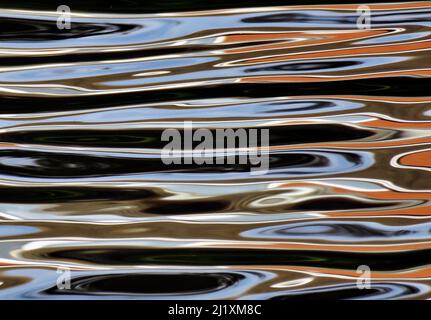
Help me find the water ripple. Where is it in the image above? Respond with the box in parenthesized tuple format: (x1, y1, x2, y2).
(1, 1, 431, 300)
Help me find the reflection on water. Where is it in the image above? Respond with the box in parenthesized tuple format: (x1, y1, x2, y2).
(1, 0, 431, 299)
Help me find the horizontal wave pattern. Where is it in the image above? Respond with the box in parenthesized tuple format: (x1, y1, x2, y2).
(1, 1, 431, 299)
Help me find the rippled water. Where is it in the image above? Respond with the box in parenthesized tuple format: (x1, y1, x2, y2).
(1, 0, 431, 300)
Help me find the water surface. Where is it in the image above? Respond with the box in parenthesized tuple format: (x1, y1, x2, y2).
(0, 0, 431, 300)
